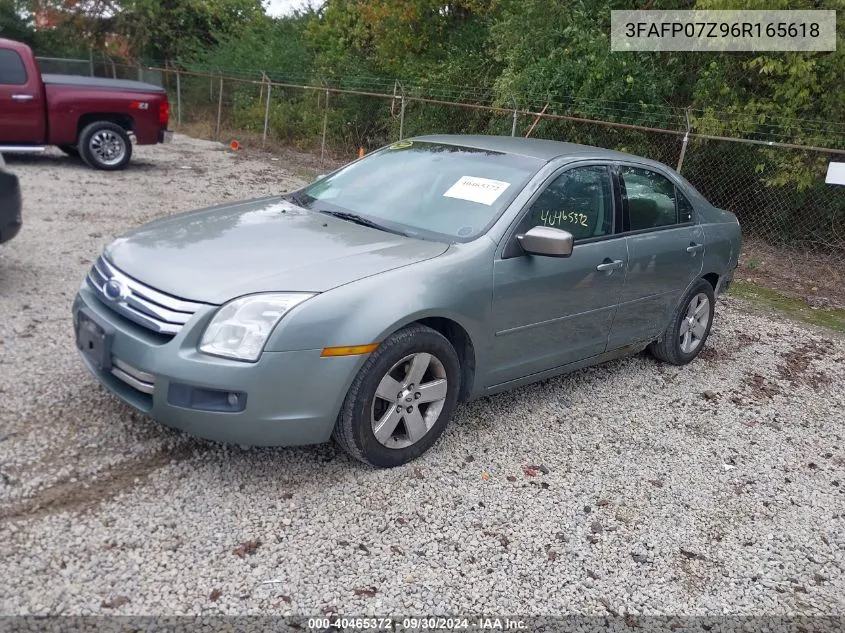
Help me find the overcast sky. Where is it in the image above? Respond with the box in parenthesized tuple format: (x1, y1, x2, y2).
(264, 0, 317, 17)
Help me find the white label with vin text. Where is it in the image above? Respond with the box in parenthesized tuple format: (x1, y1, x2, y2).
(443, 176, 511, 206)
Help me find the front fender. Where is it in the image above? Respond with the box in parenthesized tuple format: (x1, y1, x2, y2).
(265, 238, 496, 361)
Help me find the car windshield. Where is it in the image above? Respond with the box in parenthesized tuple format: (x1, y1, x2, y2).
(295, 140, 543, 241)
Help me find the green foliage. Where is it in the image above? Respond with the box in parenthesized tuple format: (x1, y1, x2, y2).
(117, 0, 265, 60)
(0, 0, 35, 45)
(1, 0, 93, 57)
(187, 10, 314, 79)
(307, 0, 495, 78)
(491, 0, 688, 111)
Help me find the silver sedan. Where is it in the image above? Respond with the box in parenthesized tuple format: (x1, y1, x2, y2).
(72, 135, 741, 467)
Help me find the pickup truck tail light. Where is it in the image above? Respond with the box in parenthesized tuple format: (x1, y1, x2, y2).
(159, 101, 169, 126)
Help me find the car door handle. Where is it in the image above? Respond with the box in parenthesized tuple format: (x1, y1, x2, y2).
(596, 259, 624, 272)
(686, 243, 704, 254)
(11, 94, 35, 101)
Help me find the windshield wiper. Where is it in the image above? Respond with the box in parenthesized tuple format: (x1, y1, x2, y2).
(320, 210, 407, 236)
(284, 191, 307, 206)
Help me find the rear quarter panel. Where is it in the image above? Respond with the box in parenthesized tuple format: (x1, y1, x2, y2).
(699, 205, 742, 290)
(45, 84, 167, 145)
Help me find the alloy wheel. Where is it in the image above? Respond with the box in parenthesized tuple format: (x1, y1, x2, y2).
(370, 352, 448, 449)
(679, 292, 710, 354)
(89, 130, 127, 166)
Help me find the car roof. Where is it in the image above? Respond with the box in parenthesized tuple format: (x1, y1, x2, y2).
(411, 134, 672, 170)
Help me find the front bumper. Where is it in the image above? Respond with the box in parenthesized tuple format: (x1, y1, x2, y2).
(72, 285, 364, 446)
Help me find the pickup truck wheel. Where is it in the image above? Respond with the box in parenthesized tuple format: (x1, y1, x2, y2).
(78, 122, 132, 171)
(58, 145, 79, 158)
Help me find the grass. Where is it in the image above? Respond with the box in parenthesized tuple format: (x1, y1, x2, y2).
(729, 280, 845, 333)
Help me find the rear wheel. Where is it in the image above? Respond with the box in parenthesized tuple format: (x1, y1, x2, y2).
(78, 122, 132, 171)
(332, 324, 460, 468)
(648, 278, 715, 365)
(58, 145, 79, 158)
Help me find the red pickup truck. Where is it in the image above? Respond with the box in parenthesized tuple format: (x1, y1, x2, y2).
(0, 38, 171, 170)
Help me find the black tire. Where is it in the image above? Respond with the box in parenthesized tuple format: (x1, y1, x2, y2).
(58, 144, 79, 158)
(78, 122, 132, 171)
(332, 324, 461, 468)
(648, 278, 716, 365)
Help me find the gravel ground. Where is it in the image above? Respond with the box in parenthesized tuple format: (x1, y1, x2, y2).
(0, 135, 844, 617)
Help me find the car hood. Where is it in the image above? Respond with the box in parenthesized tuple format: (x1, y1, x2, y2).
(104, 196, 449, 304)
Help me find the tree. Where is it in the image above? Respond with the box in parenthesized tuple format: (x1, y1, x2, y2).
(306, 0, 496, 80)
(489, 0, 699, 121)
(115, 0, 265, 60)
(0, 0, 36, 45)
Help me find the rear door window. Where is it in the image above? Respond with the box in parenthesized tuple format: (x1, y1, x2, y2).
(619, 165, 688, 231)
(0, 49, 28, 85)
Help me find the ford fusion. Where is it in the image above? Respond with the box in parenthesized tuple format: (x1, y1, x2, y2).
(73, 135, 741, 467)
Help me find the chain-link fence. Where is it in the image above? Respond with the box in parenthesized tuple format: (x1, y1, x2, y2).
(33, 56, 845, 262)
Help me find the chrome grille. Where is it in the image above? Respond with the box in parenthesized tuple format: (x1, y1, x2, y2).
(87, 256, 208, 335)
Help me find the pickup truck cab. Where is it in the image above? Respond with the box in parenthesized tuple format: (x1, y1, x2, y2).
(0, 38, 171, 170)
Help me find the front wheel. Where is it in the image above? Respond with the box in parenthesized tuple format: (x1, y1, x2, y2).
(332, 324, 461, 468)
(78, 122, 132, 171)
(648, 278, 716, 365)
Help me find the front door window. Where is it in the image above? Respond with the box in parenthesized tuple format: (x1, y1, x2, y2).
(519, 165, 614, 240)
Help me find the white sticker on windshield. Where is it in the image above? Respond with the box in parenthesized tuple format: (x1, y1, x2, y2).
(443, 176, 511, 206)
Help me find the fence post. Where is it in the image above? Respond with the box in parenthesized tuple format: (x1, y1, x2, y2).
(677, 107, 692, 173)
(88, 47, 94, 77)
(216, 72, 223, 141)
(262, 72, 271, 148)
(525, 104, 549, 138)
(320, 83, 330, 168)
(175, 69, 182, 126)
(397, 82, 406, 141)
(511, 96, 518, 137)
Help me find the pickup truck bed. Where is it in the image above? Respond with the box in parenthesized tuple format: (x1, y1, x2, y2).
(42, 74, 167, 94)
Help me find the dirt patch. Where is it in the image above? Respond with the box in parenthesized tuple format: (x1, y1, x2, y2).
(735, 333, 762, 349)
(738, 240, 845, 311)
(777, 340, 831, 389)
(175, 119, 347, 180)
(698, 345, 736, 363)
(741, 372, 783, 401)
(0, 445, 194, 524)
(697, 347, 721, 362)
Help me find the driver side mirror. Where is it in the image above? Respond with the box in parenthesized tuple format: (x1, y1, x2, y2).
(516, 226, 574, 258)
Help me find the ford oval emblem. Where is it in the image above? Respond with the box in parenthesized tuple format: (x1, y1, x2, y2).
(103, 279, 126, 301)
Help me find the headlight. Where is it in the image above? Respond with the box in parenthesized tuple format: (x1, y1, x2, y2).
(199, 293, 314, 362)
